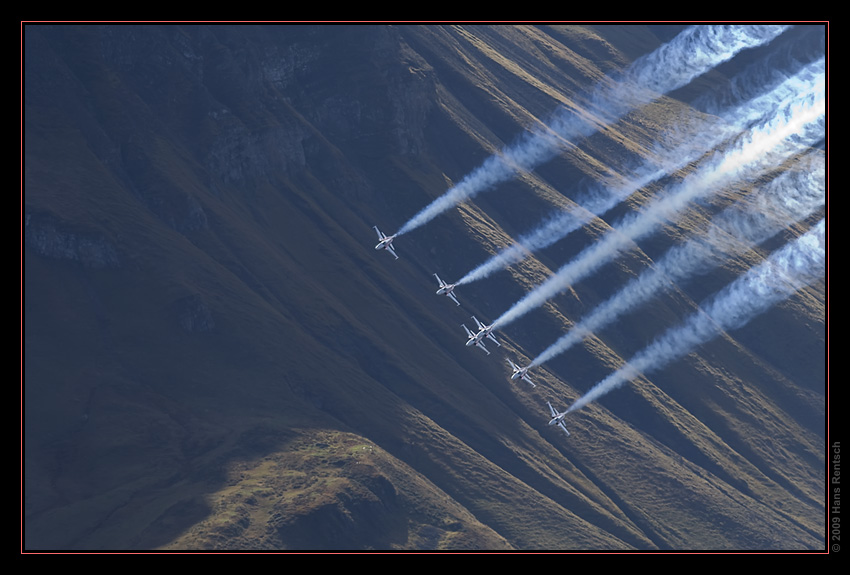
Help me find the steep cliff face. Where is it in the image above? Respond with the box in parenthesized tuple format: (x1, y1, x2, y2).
(24, 24, 825, 551)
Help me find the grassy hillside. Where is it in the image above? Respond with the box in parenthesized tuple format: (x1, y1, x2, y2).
(23, 24, 825, 550)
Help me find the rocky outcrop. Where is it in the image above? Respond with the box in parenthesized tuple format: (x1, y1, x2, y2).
(270, 471, 406, 550)
(94, 25, 436, 191)
(24, 211, 120, 269)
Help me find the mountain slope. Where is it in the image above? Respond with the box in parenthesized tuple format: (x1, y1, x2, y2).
(23, 24, 826, 550)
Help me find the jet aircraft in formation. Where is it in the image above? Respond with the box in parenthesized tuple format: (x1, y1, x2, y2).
(370, 224, 572, 437)
(434, 273, 460, 306)
(547, 402, 571, 436)
(462, 315, 501, 356)
(373, 226, 398, 259)
(507, 358, 535, 387)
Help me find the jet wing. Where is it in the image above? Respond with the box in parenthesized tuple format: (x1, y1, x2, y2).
(548, 401, 558, 418)
(463, 324, 476, 338)
(373, 225, 385, 240)
(486, 332, 501, 346)
(557, 421, 571, 436)
(523, 374, 535, 387)
(434, 273, 445, 287)
(472, 316, 485, 330)
(387, 244, 399, 259)
(448, 291, 460, 306)
(476, 341, 490, 355)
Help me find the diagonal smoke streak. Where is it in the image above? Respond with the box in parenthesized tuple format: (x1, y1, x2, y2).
(566, 218, 825, 414)
(691, 25, 825, 119)
(583, 25, 791, 125)
(394, 25, 789, 238)
(455, 57, 824, 288)
(491, 79, 824, 333)
(529, 151, 825, 369)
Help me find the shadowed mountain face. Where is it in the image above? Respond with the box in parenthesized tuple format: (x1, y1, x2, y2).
(24, 24, 826, 551)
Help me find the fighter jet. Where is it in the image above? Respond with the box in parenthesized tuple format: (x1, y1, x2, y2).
(463, 323, 491, 355)
(470, 315, 500, 348)
(373, 226, 398, 259)
(547, 401, 571, 436)
(507, 358, 535, 387)
(434, 273, 460, 306)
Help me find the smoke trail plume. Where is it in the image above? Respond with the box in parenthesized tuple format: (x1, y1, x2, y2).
(529, 151, 824, 369)
(490, 77, 824, 333)
(691, 26, 825, 118)
(566, 218, 825, 414)
(394, 25, 789, 238)
(454, 57, 824, 288)
(584, 25, 790, 124)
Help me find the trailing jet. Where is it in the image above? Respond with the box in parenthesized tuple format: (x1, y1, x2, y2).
(434, 273, 460, 306)
(507, 358, 535, 387)
(463, 323, 490, 355)
(547, 401, 571, 436)
(373, 226, 398, 259)
(470, 315, 500, 348)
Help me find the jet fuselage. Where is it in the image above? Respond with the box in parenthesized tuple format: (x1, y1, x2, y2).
(466, 333, 485, 346)
(375, 236, 395, 250)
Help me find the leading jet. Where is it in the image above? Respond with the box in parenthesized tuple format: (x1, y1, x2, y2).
(463, 323, 491, 355)
(373, 226, 398, 260)
(434, 273, 460, 306)
(507, 358, 535, 387)
(547, 401, 571, 436)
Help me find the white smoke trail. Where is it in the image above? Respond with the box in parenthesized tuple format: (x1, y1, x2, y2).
(583, 25, 790, 124)
(529, 151, 824, 369)
(394, 25, 789, 238)
(455, 57, 824, 288)
(453, 165, 676, 287)
(491, 77, 824, 332)
(566, 217, 825, 414)
(691, 26, 825, 118)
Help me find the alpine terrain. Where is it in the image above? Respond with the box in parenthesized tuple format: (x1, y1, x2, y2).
(23, 23, 827, 551)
